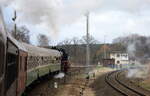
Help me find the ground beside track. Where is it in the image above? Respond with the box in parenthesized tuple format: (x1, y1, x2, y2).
(139, 78, 150, 91)
(119, 71, 150, 92)
(26, 67, 150, 96)
(26, 67, 122, 96)
(90, 68, 122, 96)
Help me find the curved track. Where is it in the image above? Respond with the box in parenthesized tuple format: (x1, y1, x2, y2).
(105, 70, 150, 96)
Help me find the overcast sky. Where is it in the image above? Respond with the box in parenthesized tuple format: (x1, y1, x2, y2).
(2, 0, 150, 45)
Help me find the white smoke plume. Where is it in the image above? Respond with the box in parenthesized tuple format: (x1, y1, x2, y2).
(127, 43, 136, 58)
(126, 35, 150, 79)
(127, 63, 150, 79)
(0, 0, 10, 4)
(54, 72, 65, 79)
(2, 0, 150, 35)
(13, 0, 62, 34)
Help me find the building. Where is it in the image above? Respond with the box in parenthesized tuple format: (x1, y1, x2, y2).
(109, 51, 129, 68)
(101, 59, 115, 68)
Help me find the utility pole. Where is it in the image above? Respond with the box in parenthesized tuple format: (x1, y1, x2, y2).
(103, 35, 106, 59)
(86, 12, 90, 73)
(12, 10, 17, 39)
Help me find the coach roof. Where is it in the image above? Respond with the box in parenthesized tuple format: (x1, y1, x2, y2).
(22, 43, 61, 57)
(7, 33, 27, 52)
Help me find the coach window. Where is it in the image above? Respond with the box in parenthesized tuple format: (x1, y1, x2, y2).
(6, 40, 18, 90)
(117, 61, 120, 64)
(117, 54, 120, 57)
(19, 57, 22, 70)
(30, 56, 32, 61)
(42, 57, 43, 60)
(21, 56, 24, 70)
(25, 57, 27, 71)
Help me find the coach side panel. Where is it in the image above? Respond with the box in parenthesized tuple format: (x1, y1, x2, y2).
(0, 9, 7, 96)
(0, 31, 6, 96)
(17, 51, 27, 96)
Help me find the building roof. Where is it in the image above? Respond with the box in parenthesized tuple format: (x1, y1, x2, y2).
(111, 51, 126, 53)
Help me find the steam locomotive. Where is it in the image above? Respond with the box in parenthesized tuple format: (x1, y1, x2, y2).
(0, 10, 69, 96)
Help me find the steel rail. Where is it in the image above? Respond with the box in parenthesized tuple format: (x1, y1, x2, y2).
(105, 71, 149, 96)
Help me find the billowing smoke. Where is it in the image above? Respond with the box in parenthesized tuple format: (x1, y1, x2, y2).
(118, 34, 150, 78)
(2, 0, 150, 35)
(12, 0, 62, 34)
(54, 72, 65, 79)
(1, 0, 102, 34)
(127, 63, 150, 79)
(11, 0, 103, 34)
(127, 35, 150, 63)
(0, 0, 10, 4)
(113, 34, 150, 78)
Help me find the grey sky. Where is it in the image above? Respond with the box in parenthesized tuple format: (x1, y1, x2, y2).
(2, 0, 150, 45)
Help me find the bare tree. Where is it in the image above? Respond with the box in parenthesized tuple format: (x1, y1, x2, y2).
(112, 34, 150, 63)
(57, 39, 72, 46)
(57, 36, 101, 66)
(11, 26, 30, 44)
(112, 34, 140, 46)
(71, 37, 81, 45)
(37, 34, 50, 46)
(80, 35, 100, 44)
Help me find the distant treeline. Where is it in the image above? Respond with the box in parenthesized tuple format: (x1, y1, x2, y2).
(46, 34, 150, 66)
(56, 43, 126, 66)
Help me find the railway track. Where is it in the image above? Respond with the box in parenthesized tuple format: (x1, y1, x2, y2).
(105, 70, 150, 96)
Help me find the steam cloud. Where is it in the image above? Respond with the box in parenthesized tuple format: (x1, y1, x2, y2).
(54, 72, 65, 79)
(126, 35, 150, 79)
(2, 0, 150, 35)
(127, 63, 150, 79)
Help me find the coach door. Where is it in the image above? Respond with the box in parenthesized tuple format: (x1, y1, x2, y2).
(0, 33, 6, 96)
(5, 39, 18, 96)
(17, 51, 27, 96)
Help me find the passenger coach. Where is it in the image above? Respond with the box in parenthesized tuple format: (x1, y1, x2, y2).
(0, 8, 69, 96)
